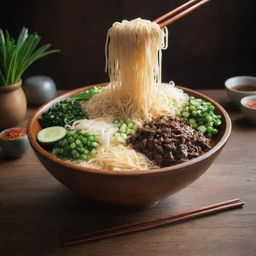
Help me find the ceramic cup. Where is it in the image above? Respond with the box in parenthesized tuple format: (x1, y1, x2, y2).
(0, 127, 30, 158)
(225, 76, 256, 108)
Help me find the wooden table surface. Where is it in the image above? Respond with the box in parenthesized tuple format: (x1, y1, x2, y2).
(0, 90, 255, 256)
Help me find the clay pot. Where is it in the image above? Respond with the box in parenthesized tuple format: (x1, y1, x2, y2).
(0, 81, 27, 130)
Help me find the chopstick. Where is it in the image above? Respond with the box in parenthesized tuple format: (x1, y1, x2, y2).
(154, 0, 211, 28)
(154, 0, 198, 23)
(62, 198, 244, 246)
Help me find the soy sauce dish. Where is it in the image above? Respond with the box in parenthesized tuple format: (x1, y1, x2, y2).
(225, 76, 256, 107)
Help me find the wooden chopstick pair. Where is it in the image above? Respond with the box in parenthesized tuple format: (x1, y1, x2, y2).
(154, 0, 211, 28)
(62, 198, 244, 246)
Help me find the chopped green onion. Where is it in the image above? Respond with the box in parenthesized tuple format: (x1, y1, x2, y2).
(114, 118, 136, 143)
(180, 96, 222, 137)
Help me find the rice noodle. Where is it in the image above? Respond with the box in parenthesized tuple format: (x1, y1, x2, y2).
(75, 145, 157, 171)
(82, 18, 187, 121)
(66, 118, 118, 146)
(69, 18, 189, 171)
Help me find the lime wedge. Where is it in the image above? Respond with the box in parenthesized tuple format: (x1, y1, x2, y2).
(37, 126, 66, 144)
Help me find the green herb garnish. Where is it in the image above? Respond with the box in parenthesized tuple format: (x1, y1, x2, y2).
(0, 27, 59, 87)
(179, 96, 222, 138)
(39, 100, 87, 128)
(70, 86, 102, 101)
(113, 118, 135, 143)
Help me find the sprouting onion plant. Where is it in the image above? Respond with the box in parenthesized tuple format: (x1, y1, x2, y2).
(0, 27, 59, 87)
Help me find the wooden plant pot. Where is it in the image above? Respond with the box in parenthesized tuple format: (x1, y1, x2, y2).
(0, 81, 27, 130)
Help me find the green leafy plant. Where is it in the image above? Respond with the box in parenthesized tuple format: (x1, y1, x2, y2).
(0, 27, 59, 87)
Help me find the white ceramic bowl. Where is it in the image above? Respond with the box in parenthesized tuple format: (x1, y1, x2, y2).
(225, 76, 256, 107)
(240, 95, 256, 124)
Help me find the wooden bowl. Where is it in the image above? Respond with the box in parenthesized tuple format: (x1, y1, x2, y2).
(27, 83, 232, 207)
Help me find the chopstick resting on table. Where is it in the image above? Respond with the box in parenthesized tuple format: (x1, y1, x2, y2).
(62, 198, 244, 246)
(154, 0, 211, 28)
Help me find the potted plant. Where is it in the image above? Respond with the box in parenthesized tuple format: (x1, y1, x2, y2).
(0, 27, 59, 129)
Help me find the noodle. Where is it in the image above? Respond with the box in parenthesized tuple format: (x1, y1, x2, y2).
(76, 145, 157, 171)
(82, 18, 187, 121)
(66, 118, 117, 146)
(70, 18, 189, 171)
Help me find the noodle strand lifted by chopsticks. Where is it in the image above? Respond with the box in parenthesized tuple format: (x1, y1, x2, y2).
(77, 18, 188, 171)
(83, 18, 187, 121)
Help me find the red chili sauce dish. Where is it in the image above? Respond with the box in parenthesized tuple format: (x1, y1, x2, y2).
(1, 128, 27, 140)
(246, 100, 256, 109)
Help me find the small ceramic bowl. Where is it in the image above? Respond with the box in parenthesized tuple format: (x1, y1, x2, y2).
(240, 95, 256, 124)
(0, 127, 30, 157)
(225, 76, 256, 107)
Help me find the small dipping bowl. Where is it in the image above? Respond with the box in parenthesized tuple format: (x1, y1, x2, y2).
(240, 95, 256, 124)
(0, 127, 30, 158)
(225, 76, 256, 107)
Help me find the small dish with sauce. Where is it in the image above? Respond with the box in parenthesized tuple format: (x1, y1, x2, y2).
(240, 95, 256, 124)
(0, 127, 30, 157)
(225, 76, 256, 107)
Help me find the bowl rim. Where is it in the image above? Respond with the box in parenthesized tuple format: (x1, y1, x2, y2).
(27, 83, 232, 176)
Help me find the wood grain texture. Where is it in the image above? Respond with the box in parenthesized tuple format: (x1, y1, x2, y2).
(0, 90, 255, 256)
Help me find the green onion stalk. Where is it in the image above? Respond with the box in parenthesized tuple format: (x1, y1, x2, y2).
(0, 27, 59, 87)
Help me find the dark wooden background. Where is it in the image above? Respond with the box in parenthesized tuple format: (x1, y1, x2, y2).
(0, 0, 255, 90)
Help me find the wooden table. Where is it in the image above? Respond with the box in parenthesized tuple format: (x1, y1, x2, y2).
(0, 90, 255, 256)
